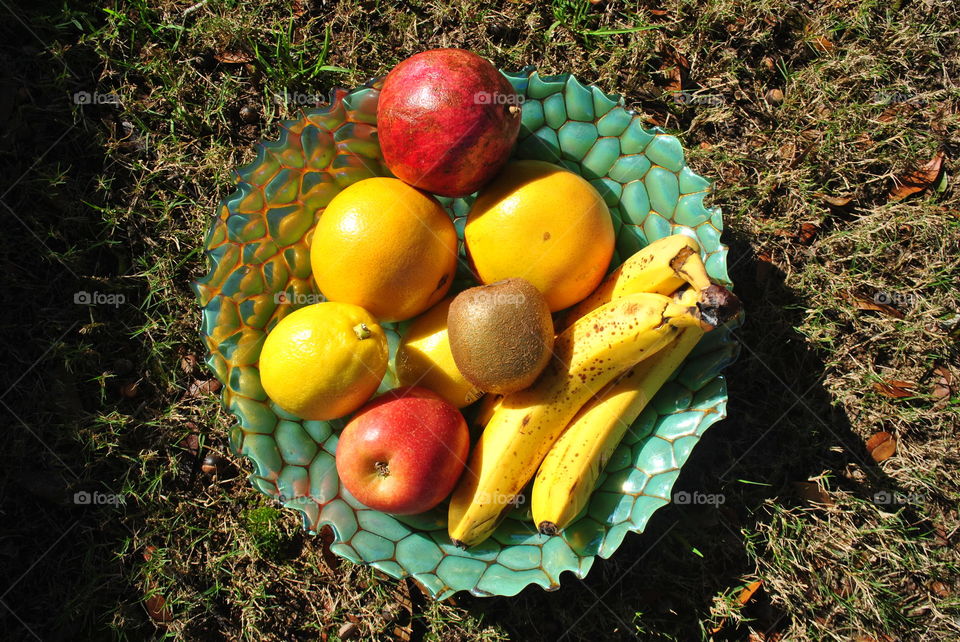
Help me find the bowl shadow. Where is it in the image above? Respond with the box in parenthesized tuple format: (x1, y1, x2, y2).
(450, 228, 920, 640)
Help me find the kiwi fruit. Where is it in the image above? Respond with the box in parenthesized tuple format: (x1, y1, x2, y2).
(447, 278, 554, 394)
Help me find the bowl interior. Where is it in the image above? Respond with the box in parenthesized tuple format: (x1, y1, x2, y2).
(194, 69, 738, 599)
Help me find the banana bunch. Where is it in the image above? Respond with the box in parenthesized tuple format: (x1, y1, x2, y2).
(533, 287, 708, 533)
(447, 234, 741, 548)
(559, 233, 712, 330)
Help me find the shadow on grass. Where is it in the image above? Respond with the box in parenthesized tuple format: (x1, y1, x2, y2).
(0, 3, 203, 639)
(457, 229, 924, 641)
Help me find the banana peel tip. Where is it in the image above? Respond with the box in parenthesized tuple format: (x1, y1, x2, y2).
(538, 521, 559, 536)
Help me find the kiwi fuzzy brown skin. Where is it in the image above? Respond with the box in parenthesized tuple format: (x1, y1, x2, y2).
(447, 278, 554, 394)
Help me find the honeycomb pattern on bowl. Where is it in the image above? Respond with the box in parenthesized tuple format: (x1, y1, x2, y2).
(193, 69, 739, 599)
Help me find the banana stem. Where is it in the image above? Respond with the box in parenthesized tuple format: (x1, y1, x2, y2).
(695, 285, 742, 330)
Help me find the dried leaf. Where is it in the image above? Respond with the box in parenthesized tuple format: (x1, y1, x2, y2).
(793, 481, 835, 506)
(384, 581, 415, 641)
(180, 431, 200, 457)
(738, 580, 763, 605)
(179, 353, 198, 374)
(755, 251, 776, 287)
(889, 150, 945, 201)
(811, 35, 835, 53)
(765, 88, 784, 105)
(660, 46, 689, 92)
(877, 102, 916, 123)
(929, 580, 950, 597)
(649, 8, 669, 16)
(644, 109, 668, 127)
(291, 0, 307, 17)
(141, 546, 172, 625)
(931, 104, 953, 135)
(777, 141, 796, 161)
(934, 524, 950, 547)
(145, 592, 172, 624)
(932, 365, 953, 395)
(816, 193, 853, 208)
(845, 293, 905, 319)
(797, 222, 819, 245)
(873, 380, 916, 398)
(709, 580, 764, 633)
(316, 525, 341, 572)
(866, 431, 897, 462)
(789, 142, 815, 169)
(188, 379, 222, 397)
(214, 49, 253, 64)
(932, 365, 953, 408)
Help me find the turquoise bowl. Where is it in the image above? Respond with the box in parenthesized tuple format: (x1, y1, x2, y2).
(194, 68, 738, 599)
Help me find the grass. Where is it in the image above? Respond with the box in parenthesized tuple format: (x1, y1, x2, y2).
(1, 0, 958, 639)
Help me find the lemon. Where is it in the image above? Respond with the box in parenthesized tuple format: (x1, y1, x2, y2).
(259, 302, 388, 420)
(396, 298, 483, 408)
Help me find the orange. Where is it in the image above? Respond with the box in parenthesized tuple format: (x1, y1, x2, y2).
(465, 160, 614, 311)
(310, 177, 458, 322)
(259, 302, 388, 420)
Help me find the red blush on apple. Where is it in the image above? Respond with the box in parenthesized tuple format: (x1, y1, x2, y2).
(335, 386, 471, 515)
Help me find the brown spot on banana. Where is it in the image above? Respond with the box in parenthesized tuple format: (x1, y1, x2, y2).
(669, 245, 697, 272)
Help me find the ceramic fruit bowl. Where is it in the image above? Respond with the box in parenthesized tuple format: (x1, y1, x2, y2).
(193, 68, 739, 599)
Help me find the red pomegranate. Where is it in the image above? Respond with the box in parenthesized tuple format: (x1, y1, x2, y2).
(377, 49, 522, 198)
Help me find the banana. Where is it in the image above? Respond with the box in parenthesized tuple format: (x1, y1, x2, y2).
(531, 325, 705, 534)
(559, 233, 711, 331)
(447, 292, 708, 548)
(471, 392, 503, 429)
